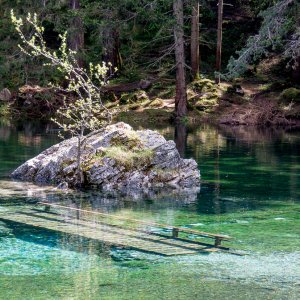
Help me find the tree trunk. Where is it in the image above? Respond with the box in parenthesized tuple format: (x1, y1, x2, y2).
(69, 0, 84, 66)
(191, 0, 200, 80)
(76, 127, 85, 187)
(215, 0, 223, 84)
(174, 0, 187, 120)
(174, 123, 187, 157)
(292, 56, 300, 83)
(102, 26, 122, 75)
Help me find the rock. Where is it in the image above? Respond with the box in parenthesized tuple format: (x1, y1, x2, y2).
(139, 79, 152, 90)
(226, 84, 245, 96)
(56, 181, 69, 190)
(188, 78, 220, 111)
(119, 90, 149, 105)
(12, 122, 200, 194)
(0, 88, 12, 101)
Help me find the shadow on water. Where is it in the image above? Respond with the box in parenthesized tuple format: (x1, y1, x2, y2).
(1, 218, 113, 257)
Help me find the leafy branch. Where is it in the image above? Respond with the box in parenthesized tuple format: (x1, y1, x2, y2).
(11, 10, 116, 186)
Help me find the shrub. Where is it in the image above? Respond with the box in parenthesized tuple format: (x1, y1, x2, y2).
(280, 88, 300, 103)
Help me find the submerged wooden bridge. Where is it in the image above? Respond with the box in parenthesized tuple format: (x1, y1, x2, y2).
(0, 202, 234, 256)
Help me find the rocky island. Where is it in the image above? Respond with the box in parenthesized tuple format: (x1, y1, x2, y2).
(12, 123, 200, 193)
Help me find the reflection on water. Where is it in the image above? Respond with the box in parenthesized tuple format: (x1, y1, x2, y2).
(0, 119, 300, 299)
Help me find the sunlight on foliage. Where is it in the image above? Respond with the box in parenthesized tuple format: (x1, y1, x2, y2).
(11, 10, 117, 184)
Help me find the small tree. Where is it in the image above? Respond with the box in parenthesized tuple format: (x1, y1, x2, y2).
(11, 11, 114, 185)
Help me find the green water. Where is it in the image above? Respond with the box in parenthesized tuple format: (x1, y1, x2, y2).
(0, 120, 299, 299)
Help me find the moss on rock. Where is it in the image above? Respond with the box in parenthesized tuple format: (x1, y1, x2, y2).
(119, 90, 149, 105)
(280, 88, 300, 103)
(0, 103, 10, 117)
(188, 78, 218, 94)
(187, 78, 219, 112)
(148, 98, 164, 108)
(110, 130, 144, 150)
(103, 146, 153, 170)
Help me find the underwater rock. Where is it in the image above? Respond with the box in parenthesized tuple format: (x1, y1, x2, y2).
(12, 122, 200, 193)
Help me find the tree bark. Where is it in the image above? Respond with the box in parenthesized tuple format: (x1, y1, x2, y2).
(102, 26, 122, 75)
(292, 56, 300, 83)
(174, 123, 187, 157)
(76, 127, 85, 187)
(69, 0, 84, 66)
(215, 0, 224, 84)
(191, 0, 200, 80)
(174, 0, 187, 120)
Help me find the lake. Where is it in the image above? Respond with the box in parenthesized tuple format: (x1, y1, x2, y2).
(0, 119, 299, 299)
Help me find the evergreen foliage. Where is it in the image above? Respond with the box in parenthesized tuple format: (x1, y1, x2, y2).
(225, 0, 299, 79)
(0, 0, 298, 89)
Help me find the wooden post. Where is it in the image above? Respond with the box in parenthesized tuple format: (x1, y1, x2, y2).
(215, 0, 224, 84)
(172, 228, 179, 238)
(214, 237, 222, 247)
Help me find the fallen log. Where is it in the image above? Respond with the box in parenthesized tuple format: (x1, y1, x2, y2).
(103, 79, 152, 94)
(13, 85, 72, 118)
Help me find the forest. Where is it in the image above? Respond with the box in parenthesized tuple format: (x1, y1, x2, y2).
(0, 0, 299, 125)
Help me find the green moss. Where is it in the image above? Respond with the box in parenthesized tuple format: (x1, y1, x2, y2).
(104, 91, 118, 103)
(128, 103, 140, 110)
(188, 78, 217, 94)
(196, 99, 218, 107)
(110, 130, 144, 150)
(280, 88, 300, 103)
(189, 94, 219, 112)
(151, 167, 178, 183)
(0, 103, 10, 117)
(155, 84, 176, 98)
(148, 98, 164, 108)
(60, 159, 77, 173)
(103, 146, 153, 170)
(119, 90, 149, 105)
(116, 109, 172, 126)
(187, 78, 220, 112)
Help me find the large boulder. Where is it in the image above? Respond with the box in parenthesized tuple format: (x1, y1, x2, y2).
(12, 123, 200, 193)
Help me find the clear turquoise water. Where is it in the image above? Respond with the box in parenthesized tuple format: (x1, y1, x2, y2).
(0, 120, 299, 299)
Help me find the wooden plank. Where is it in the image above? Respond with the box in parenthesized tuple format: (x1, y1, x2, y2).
(17, 210, 219, 253)
(0, 210, 220, 256)
(38, 202, 232, 241)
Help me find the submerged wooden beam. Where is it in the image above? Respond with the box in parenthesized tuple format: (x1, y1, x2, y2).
(0, 203, 235, 256)
(38, 202, 232, 243)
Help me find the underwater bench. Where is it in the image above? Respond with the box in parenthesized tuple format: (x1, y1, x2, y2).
(38, 202, 232, 247)
(170, 227, 232, 247)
